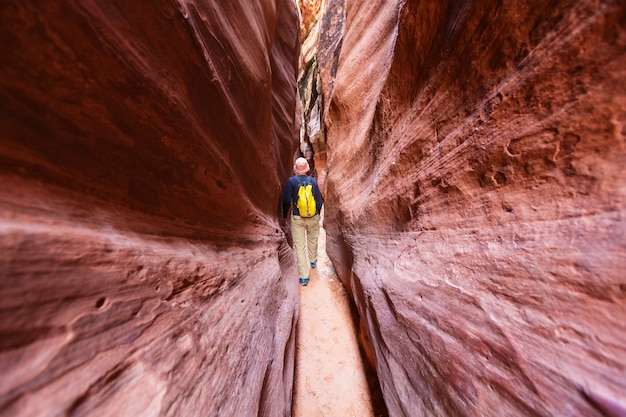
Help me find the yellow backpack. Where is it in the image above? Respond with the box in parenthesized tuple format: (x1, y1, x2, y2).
(296, 178, 316, 217)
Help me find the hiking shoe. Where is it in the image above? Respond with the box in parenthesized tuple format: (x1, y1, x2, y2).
(299, 278, 309, 286)
(310, 260, 317, 268)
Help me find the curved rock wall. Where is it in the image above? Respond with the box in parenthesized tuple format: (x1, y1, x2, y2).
(319, 0, 626, 415)
(0, 1, 299, 416)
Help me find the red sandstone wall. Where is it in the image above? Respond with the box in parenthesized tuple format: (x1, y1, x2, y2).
(0, 1, 300, 416)
(319, 0, 626, 416)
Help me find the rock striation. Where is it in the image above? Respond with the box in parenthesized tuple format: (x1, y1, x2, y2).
(315, 0, 626, 416)
(0, 1, 300, 416)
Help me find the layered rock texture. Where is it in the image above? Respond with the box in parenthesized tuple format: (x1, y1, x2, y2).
(4, 0, 626, 415)
(0, 1, 300, 416)
(309, 0, 626, 416)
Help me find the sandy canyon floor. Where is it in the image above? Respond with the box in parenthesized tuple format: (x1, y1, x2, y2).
(292, 227, 384, 417)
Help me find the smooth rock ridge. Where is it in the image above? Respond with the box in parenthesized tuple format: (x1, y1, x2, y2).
(317, 1, 626, 416)
(0, 1, 301, 416)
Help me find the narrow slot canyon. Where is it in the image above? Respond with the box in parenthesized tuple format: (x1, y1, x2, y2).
(1, 1, 625, 417)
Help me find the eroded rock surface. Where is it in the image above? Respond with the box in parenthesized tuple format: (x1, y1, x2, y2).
(0, 1, 300, 416)
(317, 0, 626, 415)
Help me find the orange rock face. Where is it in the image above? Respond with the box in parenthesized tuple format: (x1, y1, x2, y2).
(0, 1, 300, 416)
(298, 0, 325, 43)
(318, 0, 626, 415)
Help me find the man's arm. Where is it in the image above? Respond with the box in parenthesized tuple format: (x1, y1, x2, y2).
(282, 178, 293, 219)
(313, 179, 323, 215)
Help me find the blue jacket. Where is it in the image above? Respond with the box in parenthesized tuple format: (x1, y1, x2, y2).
(282, 175, 323, 217)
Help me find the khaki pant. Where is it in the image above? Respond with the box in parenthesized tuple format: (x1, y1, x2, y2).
(291, 215, 320, 278)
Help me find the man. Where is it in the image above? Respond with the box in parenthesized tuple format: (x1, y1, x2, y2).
(282, 157, 323, 286)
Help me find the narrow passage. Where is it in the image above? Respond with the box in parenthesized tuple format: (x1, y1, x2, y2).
(292, 226, 378, 417)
